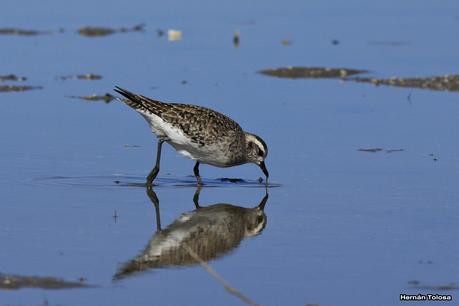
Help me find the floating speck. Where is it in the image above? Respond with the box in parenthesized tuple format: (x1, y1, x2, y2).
(168, 29, 182, 41)
(281, 39, 292, 46)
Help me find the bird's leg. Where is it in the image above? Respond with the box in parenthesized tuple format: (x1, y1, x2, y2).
(146, 185, 161, 231)
(193, 161, 202, 186)
(147, 138, 165, 185)
(193, 185, 202, 209)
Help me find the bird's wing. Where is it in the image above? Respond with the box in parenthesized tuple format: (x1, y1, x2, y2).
(114, 86, 243, 144)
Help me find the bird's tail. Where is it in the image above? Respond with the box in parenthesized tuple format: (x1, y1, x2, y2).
(114, 86, 136, 100)
(113, 86, 167, 117)
(113, 86, 142, 107)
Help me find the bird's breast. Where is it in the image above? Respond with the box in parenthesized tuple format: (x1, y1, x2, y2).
(169, 141, 234, 167)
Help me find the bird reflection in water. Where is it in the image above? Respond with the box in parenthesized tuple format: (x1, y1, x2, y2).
(114, 186, 269, 280)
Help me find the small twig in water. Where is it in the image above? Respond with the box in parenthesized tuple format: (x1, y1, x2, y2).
(184, 245, 260, 306)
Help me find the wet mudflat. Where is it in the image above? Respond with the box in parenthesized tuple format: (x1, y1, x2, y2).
(0, 273, 92, 290)
(259, 67, 368, 79)
(351, 74, 459, 92)
(58, 74, 103, 80)
(77, 24, 145, 37)
(0, 75, 27, 82)
(67, 93, 116, 103)
(0, 85, 42, 92)
(260, 68, 459, 92)
(1, 0, 459, 305)
(0, 28, 52, 36)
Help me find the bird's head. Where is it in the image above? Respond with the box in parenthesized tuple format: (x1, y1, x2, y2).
(244, 133, 269, 179)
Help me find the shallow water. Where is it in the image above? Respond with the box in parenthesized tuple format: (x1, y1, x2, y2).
(1, 0, 459, 305)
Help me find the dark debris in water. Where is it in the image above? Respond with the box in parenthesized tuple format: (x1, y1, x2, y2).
(58, 73, 102, 80)
(78, 24, 145, 37)
(0, 74, 27, 82)
(233, 31, 240, 47)
(0, 273, 93, 290)
(259, 66, 368, 79)
(358, 148, 404, 153)
(0, 28, 51, 36)
(351, 75, 459, 92)
(408, 280, 459, 291)
(359, 148, 383, 153)
(67, 93, 116, 103)
(0, 85, 42, 92)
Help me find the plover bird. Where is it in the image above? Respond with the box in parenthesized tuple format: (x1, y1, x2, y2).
(114, 87, 269, 185)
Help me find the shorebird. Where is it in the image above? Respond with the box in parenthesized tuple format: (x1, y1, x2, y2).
(114, 87, 269, 185)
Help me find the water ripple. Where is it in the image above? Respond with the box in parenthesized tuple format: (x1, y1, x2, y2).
(32, 175, 281, 189)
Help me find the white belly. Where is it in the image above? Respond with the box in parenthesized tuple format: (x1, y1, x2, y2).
(171, 142, 230, 167)
(140, 112, 230, 167)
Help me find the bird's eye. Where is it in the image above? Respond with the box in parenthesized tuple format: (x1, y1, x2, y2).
(257, 216, 264, 223)
(257, 150, 264, 157)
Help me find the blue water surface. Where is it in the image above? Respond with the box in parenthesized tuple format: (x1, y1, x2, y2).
(1, 0, 458, 305)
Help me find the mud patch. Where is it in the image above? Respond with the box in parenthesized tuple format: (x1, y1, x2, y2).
(0, 74, 27, 82)
(78, 24, 145, 37)
(351, 75, 459, 92)
(0, 85, 42, 92)
(259, 67, 368, 79)
(0, 28, 51, 36)
(260, 66, 459, 92)
(67, 93, 116, 103)
(0, 273, 93, 290)
(58, 73, 102, 80)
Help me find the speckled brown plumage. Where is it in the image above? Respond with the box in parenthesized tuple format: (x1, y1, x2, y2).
(115, 87, 242, 144)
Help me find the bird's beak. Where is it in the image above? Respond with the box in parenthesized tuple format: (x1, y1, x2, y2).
(259, 161, 269, 181)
